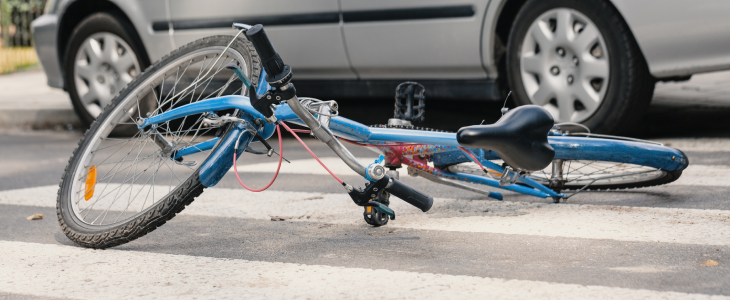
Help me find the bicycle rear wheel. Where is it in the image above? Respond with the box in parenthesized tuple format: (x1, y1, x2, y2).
(527, 160, 683, 191)
(439, 136, 688, 192)
(57, 35, 260, 248)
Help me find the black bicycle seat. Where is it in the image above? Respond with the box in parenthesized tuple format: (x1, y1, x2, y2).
(456, 105, 555, 171)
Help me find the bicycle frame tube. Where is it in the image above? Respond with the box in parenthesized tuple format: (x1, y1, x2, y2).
(199, 119, 257, 187)
(402, 157, 555, 198)
(256, 69, 272, 96)
(138, 90, 686, 191)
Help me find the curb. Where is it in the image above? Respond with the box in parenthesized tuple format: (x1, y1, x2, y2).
(0, 108, 81, 130)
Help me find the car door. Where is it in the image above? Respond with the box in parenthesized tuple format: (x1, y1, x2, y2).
(166, 0, 356, 79)
(341, 0, 490, 79)
(611, 0, 730, 77)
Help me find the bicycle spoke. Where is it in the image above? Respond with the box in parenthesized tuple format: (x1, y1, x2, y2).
(67, 42, 252, 227)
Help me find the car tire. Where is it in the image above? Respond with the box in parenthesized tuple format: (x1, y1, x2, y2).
(64, 12, 148, 127)
(506, 0, 655, 134)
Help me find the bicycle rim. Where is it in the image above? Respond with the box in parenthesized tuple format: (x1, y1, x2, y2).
(528, 160, 669, 190)
(65, 43, 250, 229)
(446, 160, 675, 192)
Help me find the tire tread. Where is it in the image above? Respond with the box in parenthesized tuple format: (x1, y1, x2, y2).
(58, 35, 260, 249)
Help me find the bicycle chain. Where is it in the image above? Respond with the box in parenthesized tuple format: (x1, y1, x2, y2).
(369, 124, 453, 133)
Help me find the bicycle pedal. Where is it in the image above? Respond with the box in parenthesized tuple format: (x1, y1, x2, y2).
(363, 201, 394, 227)
(364, 201, 395, 220)
(392, 82, 425, 124)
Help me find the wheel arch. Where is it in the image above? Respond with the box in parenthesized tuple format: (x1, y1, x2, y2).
(483, 0, 650, 84)
(56, 0, 152, 88)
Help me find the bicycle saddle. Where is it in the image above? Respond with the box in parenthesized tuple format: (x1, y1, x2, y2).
(456, 105, 555, 171)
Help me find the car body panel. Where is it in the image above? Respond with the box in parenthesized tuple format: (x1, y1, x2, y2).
(168, 0, 355, 79)
(481, 0, 505, 79)
(341, 0, 490, 79)
(483, 0, 730, 79)
(31, 0, 173, 89)
(30, 14, 63, 88)
(31, 0, 730, 94)
(109, 0, 173, 64)
(611, 0, 730, 77)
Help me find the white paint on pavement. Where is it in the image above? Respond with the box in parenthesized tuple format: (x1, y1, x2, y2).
(653, 138, 730, 152)
(231, 158, 730, 187)
(671, 165, 730, 187)
(0, 240, 725, 300)
(229, 157, 397, 177)
(3, 186, 730, 246)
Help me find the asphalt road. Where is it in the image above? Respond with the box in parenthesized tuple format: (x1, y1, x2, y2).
(1, 77, 730, 299)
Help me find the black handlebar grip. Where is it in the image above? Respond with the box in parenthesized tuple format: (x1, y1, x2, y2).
(246, 24, 285, 76)
(386, 178, 434, 212)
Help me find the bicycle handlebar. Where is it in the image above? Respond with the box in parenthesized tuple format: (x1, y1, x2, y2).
(386, 178, 434, 212)
(246, 24, 287, 78)
(241, 23, 434, 213)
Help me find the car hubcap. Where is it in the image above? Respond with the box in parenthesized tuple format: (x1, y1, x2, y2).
(520, 8, 610, 123)
(74, 32, 141, 118)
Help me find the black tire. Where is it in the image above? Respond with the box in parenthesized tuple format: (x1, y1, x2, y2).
(557, 169, 682, 191)
(440, 160, 682, 196)
(506, 0, 655, 134)
(64, 12, 149, 127)
(57, 35, 261, 249)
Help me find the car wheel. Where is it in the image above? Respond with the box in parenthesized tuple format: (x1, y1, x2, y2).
(506, 0, 654, 134)
(64, 12, 147, 127)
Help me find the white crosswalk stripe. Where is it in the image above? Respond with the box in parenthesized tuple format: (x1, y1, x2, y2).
(2, 155, 729, 299)
(230, 158, 730, 187)
(2, 185, 730, 245)
(0, 240, 726, 300)
(3, 72, 730, 300)
(653, 138, 730, 152)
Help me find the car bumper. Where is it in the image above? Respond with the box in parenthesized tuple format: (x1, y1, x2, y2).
(31, 14, 64, 89)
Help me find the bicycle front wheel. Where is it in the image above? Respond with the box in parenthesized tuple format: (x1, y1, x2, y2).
(57, 35, 260, 248)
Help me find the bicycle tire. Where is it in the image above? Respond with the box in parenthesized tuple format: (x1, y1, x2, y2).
(528, 162, 683, 191)
(57, 35, 260, 249)
(440, 137, 687, 192)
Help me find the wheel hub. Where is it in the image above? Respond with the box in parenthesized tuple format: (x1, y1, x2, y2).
(73, 32, 141, 118)
(519, 8, 610, 123)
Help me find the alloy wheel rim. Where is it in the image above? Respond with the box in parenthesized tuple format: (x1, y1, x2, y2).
(68, 46, 249, 228)
(74, 32, 141, 118)
(519, 8, 610, 123)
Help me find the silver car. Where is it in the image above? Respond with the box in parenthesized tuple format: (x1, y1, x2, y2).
(32, 0, 730, 133)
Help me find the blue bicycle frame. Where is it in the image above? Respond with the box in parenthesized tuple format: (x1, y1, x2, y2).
(137, 68, 688, 200)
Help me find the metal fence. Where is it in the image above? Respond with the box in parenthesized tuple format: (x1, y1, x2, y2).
(1, 0, 46, 48)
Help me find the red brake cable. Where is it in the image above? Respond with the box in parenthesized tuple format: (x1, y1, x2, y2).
(279, 122, 344, 184)
(233, 124, 283, 192)
(458, 146, 491, 174)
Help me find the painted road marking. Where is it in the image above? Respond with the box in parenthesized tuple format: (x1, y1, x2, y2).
(229, 158, 730, 187)
(0, 240, 725, 300)
(229, 157, 379, 177)
(2, 186, 730, 246)
(653, 138, 730, 152)
(671, 165, 730, 187)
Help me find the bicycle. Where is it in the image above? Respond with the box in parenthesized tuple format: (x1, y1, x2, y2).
(57, 23, 688, 248)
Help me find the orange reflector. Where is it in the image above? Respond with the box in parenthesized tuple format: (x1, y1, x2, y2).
(366, 206, 372, 213)
(84, 165, 97, 201)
